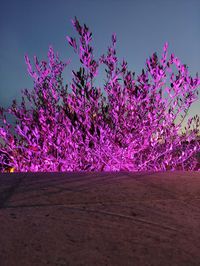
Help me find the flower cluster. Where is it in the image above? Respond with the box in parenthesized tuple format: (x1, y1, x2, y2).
(0, 17, 199, 172)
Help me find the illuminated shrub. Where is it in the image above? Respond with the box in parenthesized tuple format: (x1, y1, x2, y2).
(0, 17, 199, 172)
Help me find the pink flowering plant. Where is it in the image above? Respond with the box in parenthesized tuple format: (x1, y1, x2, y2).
(0, 17, 200, 172)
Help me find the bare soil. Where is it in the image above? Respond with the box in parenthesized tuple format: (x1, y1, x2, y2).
(0, 171, 200, 266)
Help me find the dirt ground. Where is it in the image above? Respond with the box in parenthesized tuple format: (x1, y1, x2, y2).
(0, 171, 200, 266)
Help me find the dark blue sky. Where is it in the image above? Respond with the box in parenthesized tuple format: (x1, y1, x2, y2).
(0, 0, 199, 126)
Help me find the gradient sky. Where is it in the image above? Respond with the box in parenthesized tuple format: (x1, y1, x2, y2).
(0, 0, 199, 128)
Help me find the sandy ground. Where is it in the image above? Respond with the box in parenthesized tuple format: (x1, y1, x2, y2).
(0, 171, 200, 266)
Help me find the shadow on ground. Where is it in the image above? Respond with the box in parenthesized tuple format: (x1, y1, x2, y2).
(0, 171, 200, 266)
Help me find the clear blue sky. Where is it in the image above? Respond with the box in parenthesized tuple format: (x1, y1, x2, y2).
(0, 0, 199, 127)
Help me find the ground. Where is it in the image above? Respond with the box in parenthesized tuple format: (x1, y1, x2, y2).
(0, 171, 200, 266)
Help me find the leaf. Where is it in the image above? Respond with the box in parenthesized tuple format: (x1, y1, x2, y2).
(97, 127, 100, 137)
(89, 122, 95, 135)
(89, 140, 94, 148)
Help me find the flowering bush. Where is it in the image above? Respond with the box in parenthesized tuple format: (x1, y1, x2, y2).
(0, 17, 200, 172)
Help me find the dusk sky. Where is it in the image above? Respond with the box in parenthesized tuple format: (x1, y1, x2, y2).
(0, 0, 199, 128)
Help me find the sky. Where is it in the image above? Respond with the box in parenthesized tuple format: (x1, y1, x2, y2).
(0, 0, 199, 129)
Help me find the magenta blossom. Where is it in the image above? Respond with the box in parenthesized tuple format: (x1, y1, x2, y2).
(0, 17, 199, 172)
